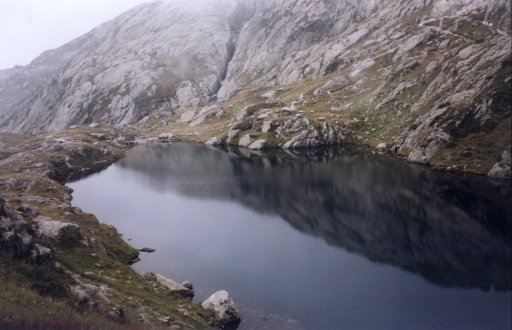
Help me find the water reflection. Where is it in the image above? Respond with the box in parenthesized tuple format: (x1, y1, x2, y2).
(118, 143, 511, 291)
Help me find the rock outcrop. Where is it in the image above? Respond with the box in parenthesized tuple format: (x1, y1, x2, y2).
(0, 0, 240, 133)
(0, 199, 54, 264)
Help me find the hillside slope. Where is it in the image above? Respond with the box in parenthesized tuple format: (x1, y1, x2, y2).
(0, 0, 510, 176)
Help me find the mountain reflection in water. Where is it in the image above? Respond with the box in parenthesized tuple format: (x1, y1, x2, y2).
(117, 143, 511, 291)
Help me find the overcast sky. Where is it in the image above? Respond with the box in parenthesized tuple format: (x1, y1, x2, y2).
(0, 0, 151, 70)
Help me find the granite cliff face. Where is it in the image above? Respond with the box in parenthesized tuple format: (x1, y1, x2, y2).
(0, 0, 239, 132)
(0, 0, 510, 175)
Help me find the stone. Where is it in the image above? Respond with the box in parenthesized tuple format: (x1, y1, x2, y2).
(180, 110, 196, 123)
(377, 143, 387, 150)
(189, 115, 207, 127)
(17, 205, 40, 217)
(261, 121, 273, 133)
(33, 216, 81, 243)
(226, 128, 240, 145)
(158, 133, 175, 143)
(156, 274, 194, 299)
(238, 134, 255, 148)
(248, 140, 266, 150)
(260, 90, 277, 101)
(488, 163, 511, 178)
(139, 247, 156, 253)
(215, 110, 225, 118)
(201, 290, 240, 328)
(206, 137, 222, 146)
(314, 76, 351, 95)
(30, 244, 54, 265)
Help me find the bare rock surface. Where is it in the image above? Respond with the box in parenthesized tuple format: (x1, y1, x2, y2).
(33, 216, 81, 243)
(201, 290, 241, 328)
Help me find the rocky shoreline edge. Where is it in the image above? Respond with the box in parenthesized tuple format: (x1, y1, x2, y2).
(0, 121, 509, 328)
(0, 126, 240, 329)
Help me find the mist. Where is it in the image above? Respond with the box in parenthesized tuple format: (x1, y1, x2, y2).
(0, 0, 151, 69)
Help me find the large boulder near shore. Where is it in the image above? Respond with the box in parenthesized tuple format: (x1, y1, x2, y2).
(33, 216, 81, 244)
(201, 290, 240, 328)
(155, 274, 194, 299)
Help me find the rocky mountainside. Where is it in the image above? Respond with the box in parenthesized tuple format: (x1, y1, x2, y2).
(0, 0, 510, 176)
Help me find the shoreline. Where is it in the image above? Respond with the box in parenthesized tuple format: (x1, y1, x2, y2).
(0, 126, 217, 329)
(0, 124, 510, 328)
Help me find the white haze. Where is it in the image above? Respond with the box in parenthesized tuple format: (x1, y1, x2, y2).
(0, 0, 153, 70)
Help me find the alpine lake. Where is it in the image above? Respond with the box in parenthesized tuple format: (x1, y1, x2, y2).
(69, 143, 512, 330)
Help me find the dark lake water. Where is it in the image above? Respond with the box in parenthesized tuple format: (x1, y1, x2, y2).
(69, 143, 512, 330)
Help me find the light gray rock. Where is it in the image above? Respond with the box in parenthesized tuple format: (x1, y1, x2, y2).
(314, 76, 352, 95)
(206, 137, 222, 146)
(156, 274, 194, 299)
(488, 148, 512, 178)
(283, 122, 344, 149)
(261, 120, 273, 133)
(33, 216, 80, 243)
(189, 115, 207, 127)
(201, 290, 240, 328)
(226, 128, 240, 145)
(488, 163, 511, 178)
(238, 134, 255, 148)
(180, 110, 197, 123)
(30, 244, 54, 265)
(248, 140, 266, 150)
(0, 0, 239, 133)
(377, 143, 387, 150)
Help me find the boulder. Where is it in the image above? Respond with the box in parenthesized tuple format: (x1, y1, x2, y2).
(488, 163, 511, 178)
(189, 115, 207, 127)
(33, 216, 81, 243)
(238, 134, 255, 148)
(226, 128, 240, 145)
(180, 110, 196, 123)
(206, 137, 222, 146)
(156, 274, 194, 299)
(201, 290, 240, 328)
(30, 244, 54, 265)
(376, 143, 387, 150)
(261, 121, 273, 133)
(248, 140, 266, 150)
(260, 90, 277, 102)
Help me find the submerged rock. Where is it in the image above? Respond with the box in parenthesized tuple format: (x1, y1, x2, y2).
(202, 290, 240, 328)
